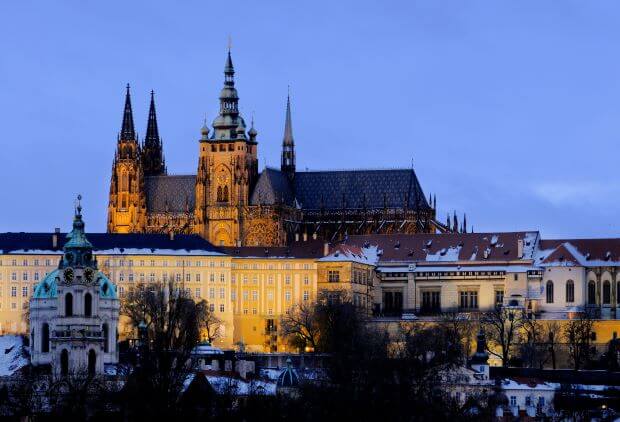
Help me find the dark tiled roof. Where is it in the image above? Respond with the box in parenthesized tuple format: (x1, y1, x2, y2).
(539, 238, 620, 263)
(0, 233, 221, 254)
(250, 167, 430, 210)
(250, 168, 294, 205)
(343, 232, 539, 263)
(222, 240, 326, 259)
(145, 175, 196, 213)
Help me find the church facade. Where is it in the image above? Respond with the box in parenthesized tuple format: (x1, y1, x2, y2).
(30, 200, 119, 377)
(107, 51, 439, 246)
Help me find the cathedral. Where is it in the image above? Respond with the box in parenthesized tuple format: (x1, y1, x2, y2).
(107, 50, 440, 246)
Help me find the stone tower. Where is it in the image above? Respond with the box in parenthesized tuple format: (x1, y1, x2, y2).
(194, 51, 258, 246)
(107, 84, 147, 233)
(30, 198, 120, 378)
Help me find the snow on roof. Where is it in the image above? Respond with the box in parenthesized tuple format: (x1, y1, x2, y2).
(501, 378, 556, 391)
(0, 336, 29, 376)
(319, 244, 379, 265)
(425, 246, 461, 262)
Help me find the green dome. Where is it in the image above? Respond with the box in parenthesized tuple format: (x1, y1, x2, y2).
(33, 269, 59, 299)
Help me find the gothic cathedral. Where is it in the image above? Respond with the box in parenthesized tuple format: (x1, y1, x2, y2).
(108, 50, 439, 246)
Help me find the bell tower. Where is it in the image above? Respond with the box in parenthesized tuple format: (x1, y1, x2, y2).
(107, 84, 147, 233)
(194, 50, 258, 246)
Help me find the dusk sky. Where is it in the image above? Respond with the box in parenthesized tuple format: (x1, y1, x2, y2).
(1, 1, 619, 238)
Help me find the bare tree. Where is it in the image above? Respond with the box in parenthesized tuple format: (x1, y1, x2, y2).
(280, 301, 321, 352)
(196, 300, 222, 344)
(564, 311, 595, 370)
(481, 307, 526, 366)
(121, 281, 208, 418)
(441, 312, 478, 359)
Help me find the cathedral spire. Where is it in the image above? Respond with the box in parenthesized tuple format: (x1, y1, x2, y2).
(145, 90, 160, 144)
(142, 90, 166, 176)
(283, 90, 294, 146)
(120, 84, 136, 141)
(281, 90, 296, 179)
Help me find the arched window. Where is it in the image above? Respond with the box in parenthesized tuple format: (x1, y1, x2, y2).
(566, 280, 574, 303)
(65, 293, 73, 317)
(603, 281, 611, 304)
(223, 186, 229, 202)
(217, 186, 222, 202)
(41, 323, 49, 353)
(588, 281, 596, 305)
(60, 349, 69, 376)
(546, 280, 554, 304)
(88, 349, 96, 376)
(102, 323, 109, 353)
(84, 293, 92, 317)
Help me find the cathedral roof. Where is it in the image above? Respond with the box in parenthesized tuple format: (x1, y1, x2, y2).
(250, 167, 430, 210)
(145, 175, 196, 213)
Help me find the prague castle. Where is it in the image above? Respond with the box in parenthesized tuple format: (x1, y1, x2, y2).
(106, 50, 439, 246)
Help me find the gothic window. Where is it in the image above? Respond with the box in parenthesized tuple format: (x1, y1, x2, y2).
(546, 281, 554, 303)
(88, 349, 96, 376)
(103, 323, 109, 353)
(566, 280, 574, 303)
(84, 293, 92, 317)
(223, 186, 229, 202)
(603, 281, 611, 304)
(217, 186, 222, 202)
(60, 349, 69, 376)
(65, 293, 73, 317)
(588, 281, 596, 305)
(41, 323, 49, 353)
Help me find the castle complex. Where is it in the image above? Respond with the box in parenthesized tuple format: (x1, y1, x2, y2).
(106, 51, 439, 246)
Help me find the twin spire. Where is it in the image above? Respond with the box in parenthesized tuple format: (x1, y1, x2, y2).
(118, 85, 166, 176)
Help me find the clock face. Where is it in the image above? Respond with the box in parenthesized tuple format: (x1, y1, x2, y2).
(84, 267, 94, 283)
(63, 267, 74, 283)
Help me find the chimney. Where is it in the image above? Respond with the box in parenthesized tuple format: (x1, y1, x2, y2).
(323, 242, 330, 257)
(169, 231, 175, 241)
(517, 239, 524, 259)
(295, 233, 300, 242)
(52, 228, 60, 248)
(303, 232, 308, 242)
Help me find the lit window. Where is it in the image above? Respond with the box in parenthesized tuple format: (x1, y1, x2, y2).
(285, 291, 291, 301)
(285, 275, 291, 284)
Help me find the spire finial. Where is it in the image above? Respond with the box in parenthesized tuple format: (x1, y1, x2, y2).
(228, 35, 232, 52)
(75, 194, 83, 216)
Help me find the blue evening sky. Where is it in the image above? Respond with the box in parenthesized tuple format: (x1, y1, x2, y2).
(0, 1, 619, 238)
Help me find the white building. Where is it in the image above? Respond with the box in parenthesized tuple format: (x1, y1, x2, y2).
(30, 201, 119, 377)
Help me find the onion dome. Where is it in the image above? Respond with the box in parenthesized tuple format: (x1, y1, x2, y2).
(200, 117, 210, 141)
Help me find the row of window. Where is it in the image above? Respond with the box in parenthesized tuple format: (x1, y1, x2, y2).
(105, 259, 227, 268)
(232, 263, 313, 270)
(418, 288, 504, 313)
(231, 274, 312, 285)
(115, 272, 226, 283)
(0, 259, 57, 267)
(546, 279, 620, 305)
